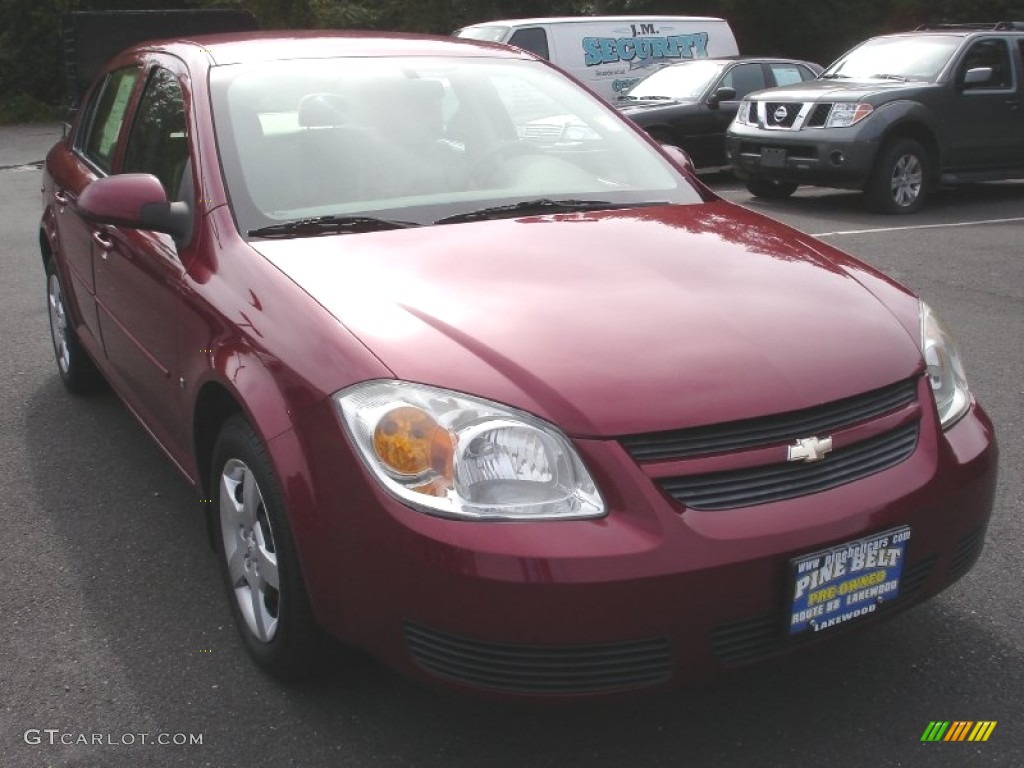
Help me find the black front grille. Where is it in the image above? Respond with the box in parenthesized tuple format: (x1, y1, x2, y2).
(660, 422, 919, 511)
(765, 101, 801, 127)
(805, 102, 833, 127)
(404, 622, 673, 694)
(621, 378, 917, 462)
(710, 555, 936, 666)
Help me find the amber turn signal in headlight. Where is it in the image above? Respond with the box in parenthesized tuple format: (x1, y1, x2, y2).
(335, 381, 605, 520)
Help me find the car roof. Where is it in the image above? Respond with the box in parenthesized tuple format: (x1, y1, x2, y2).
(122, 30, 527, 67)
(460, 16, 725, 27)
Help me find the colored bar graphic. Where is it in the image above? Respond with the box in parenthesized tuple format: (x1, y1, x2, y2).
(921, 721, 949, 742)
(921, 721, 996, 742)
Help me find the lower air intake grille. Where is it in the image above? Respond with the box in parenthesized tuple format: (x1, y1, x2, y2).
(949, 524, 987, 580)
(404, 622, 673, 694)
(660, 422, 919, 511)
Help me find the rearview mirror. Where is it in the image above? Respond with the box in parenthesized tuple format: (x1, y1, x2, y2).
(77, 174, 191, 242)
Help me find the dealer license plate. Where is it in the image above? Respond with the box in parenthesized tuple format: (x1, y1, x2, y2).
(761, 147, 786, 168)
(788, 527, 910, 636)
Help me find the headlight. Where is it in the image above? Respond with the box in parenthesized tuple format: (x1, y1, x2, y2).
(825, 102, 873, 128)
(733, 100, 756, 126)
(920, 302, 970, 429)
(334, 381, 605, 521)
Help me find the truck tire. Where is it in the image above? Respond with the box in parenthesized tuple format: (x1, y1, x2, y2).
(745, 178, 799, 199)
(865, 138, 929, 214)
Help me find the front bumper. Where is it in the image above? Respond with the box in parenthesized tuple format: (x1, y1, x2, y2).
(727, 123, 879, 189)
(285, 389, 997, 698)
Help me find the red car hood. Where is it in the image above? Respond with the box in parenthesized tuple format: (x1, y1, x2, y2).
(252, 202, 923, 437)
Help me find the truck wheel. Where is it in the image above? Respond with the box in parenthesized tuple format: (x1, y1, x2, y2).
(866, 138, 929, 214)
(745, 178, 799, 199)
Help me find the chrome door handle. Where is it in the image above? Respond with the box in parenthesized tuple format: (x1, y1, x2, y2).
(92, 230, 114, 255)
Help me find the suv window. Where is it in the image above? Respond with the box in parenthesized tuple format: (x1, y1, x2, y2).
(958, 39, 1014, 89)
(81, 67, 140, 172)
(123, 67, 190, 198)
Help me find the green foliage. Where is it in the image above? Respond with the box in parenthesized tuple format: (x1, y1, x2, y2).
(2, 0, 1022, 123)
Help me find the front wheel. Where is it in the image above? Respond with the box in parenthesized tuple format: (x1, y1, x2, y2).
(212, 415, 320, 678)
(865, 138, 929, 214)
(744, 178, 799, 200)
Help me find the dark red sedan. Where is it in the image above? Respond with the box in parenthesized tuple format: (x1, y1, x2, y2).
(40, 30, 997, 697)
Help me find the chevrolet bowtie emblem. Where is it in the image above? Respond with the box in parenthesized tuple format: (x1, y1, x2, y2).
(788, 436, 834, 463)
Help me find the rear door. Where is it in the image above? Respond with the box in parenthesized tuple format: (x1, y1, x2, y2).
(51, 65, 142, 351)
(93, 60, 193, 452)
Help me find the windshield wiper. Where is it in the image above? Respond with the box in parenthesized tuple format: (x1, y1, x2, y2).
(870, 73, 909, 81)
(434, 199, 662, 225)
(249, 215, 420, 238)
(819, 73, 850, 79)
(621, 94, 672, 101)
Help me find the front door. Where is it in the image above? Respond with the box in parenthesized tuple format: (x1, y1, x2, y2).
(945, 38, 1023, 169)
(94, 64, 193, 452)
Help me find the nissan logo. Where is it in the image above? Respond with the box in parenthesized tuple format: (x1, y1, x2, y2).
(773, 105, 789, 123)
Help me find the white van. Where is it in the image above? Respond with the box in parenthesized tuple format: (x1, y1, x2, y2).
(455, 16, 739, 101)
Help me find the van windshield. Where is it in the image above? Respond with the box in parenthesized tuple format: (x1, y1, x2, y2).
(456, 26, 510, 43)
(210, 55, 705, 237)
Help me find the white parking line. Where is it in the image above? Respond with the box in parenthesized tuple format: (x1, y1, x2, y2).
(813, 217, 1024, 237)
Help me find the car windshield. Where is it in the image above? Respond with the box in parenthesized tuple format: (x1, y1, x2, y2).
(822, 35, 961, 81)
(624, 60, 727, 100)
(210, 56, 703, 237)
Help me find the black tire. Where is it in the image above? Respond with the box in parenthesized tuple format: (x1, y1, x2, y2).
(45, 257, 103, 393)
(745, 178, 799, 199)
(211, 415, 321, 679)
(865, 138, 929, 214)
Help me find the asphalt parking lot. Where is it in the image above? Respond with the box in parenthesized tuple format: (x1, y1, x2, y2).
(1, 124, 1021, 768)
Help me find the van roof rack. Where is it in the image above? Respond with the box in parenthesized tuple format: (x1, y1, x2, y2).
(914, 21, 1024, 31)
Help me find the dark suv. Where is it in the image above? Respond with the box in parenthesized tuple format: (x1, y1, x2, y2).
(726, 22, 1024, 213)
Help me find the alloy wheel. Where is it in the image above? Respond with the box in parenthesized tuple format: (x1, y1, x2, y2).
(219, 458, 280, 643)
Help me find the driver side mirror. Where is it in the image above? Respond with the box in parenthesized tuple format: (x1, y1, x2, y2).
(962, 66, 994, 88)
(77, 174, 191, 242)
(708, 86, 737, 108)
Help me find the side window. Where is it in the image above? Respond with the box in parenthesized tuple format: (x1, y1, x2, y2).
(720, 63, 767, 99)
(770, 63, 814, 86)
(123, 67, 190, 200)
(81, 67, 140, 172)
(508, 28, 550, 60)
(958, 39, 1013, 90)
